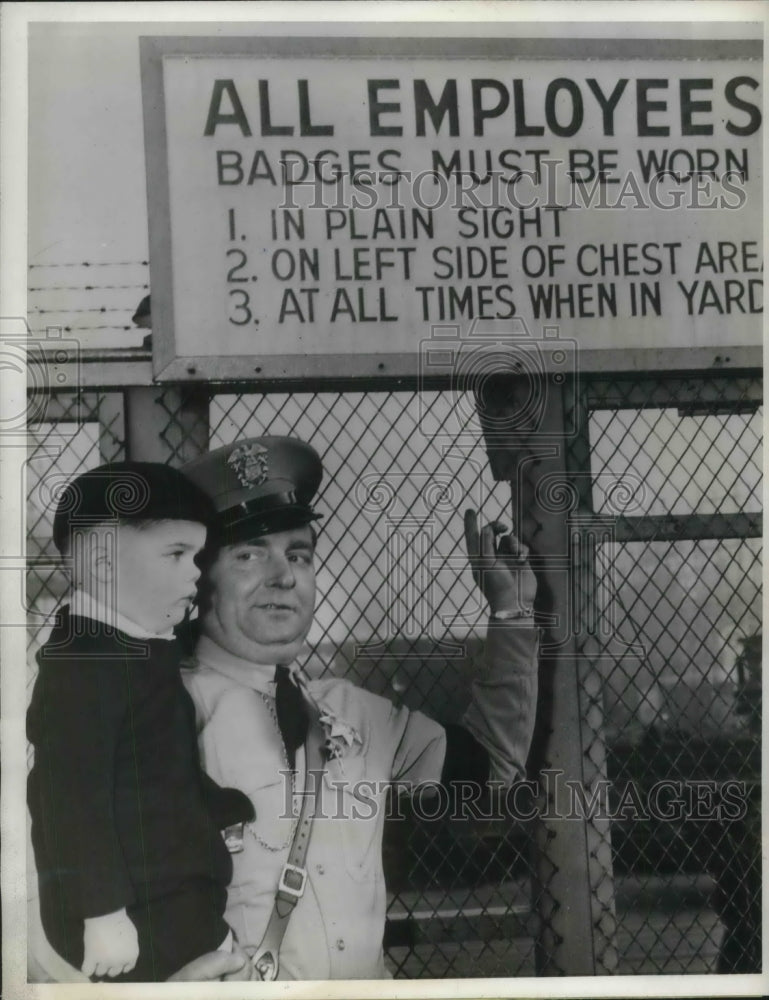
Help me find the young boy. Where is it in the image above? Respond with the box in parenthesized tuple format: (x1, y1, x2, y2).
(27, 461, 252, 982)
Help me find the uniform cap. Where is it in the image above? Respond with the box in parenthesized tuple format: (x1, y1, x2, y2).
(52, 461, 217, 554)
(182, 436, 323, 545)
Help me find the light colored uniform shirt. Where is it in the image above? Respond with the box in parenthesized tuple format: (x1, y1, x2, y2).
(183, 623, 538, 979)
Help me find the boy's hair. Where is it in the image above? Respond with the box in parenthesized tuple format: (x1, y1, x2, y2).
(52, 462, 216, 555)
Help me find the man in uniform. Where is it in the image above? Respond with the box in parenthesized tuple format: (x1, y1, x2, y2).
(179, 435, 540, 980)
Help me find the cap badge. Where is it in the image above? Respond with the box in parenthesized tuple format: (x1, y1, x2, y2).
(228, 442, 269, 488)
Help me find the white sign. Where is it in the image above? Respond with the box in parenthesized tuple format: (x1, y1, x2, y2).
(142, 37, 763, 380)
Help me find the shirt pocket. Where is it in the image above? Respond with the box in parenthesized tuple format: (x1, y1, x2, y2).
(245, 777, 297, 852)
(322, 755, 384, 884)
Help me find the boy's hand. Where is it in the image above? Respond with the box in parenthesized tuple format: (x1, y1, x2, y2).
(82, 908, 139, 978)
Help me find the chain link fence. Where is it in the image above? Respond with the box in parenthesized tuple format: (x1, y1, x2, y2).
(26, 391, 124, 666)
(566, 373, 762, 976)
(26, 370, 762, 977)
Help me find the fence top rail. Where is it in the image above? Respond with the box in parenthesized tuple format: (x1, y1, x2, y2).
(26, 346, 764, 392)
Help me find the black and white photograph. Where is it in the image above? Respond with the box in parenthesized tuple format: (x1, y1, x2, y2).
(0, 2, 765, 996)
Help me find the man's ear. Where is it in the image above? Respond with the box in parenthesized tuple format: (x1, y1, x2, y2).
(89, 532, 115, 586)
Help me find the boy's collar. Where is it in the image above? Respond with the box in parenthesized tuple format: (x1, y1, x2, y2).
(70, 589, 176, 641)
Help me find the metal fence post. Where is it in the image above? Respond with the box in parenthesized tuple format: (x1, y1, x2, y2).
(97, 393, 125, 463)
(562, 379, 619, 974)
(124, 385, 209, 464)
(478, 372, 613, 975)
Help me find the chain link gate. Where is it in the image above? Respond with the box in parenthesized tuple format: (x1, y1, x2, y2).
(25, 368, 762, 977)
(565, 372, 763, 976)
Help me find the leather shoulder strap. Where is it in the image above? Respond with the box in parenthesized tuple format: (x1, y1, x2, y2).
(250, 709, 325, 981)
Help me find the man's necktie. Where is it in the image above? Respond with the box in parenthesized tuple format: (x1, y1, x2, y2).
(274, 665, 309, 770)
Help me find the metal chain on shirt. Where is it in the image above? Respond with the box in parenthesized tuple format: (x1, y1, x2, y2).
(245, 690, 297, 853)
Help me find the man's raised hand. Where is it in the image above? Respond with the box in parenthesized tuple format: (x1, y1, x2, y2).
(463, 509, 537, 617)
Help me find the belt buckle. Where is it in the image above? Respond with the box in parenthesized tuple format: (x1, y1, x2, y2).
(252, 949, 279, 981)
(278, 862, 307, 898)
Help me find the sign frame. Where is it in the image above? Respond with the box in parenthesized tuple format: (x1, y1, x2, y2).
(140, 34, 763, 383)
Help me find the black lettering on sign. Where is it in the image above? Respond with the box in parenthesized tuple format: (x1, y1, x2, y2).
(204, 80, 252, 136)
